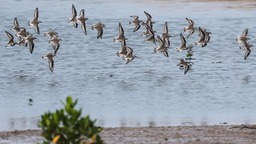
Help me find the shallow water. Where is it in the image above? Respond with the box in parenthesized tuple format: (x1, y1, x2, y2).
(0, 0, 256, 131)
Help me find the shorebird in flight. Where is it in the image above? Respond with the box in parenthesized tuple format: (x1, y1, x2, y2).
(161, 22, 171, 48)
(5, 31, 18, 47)
(195, 27, 207, 47)
(142, 11, 155, 37)
(200, 28, 212, 42)
(16, 27, 29, 40)
(24, 34, 36, 54)
(184, 17, 196, 38)
(29, 7, 41, 34)
(116, 39, 128, 58)
(48, 35, 61, 55)
(92, 22, 105, 39)
(129, 15, 142, 32)
(44, 29, 58, 39)
(176, 33, 192, 52)
(77, 9, 89, 35)
(144, 24, 157, 45)
(68, 4, 78, 28)
(177, 59, 191, 75)
(42, 53, 55, 72)
(236, 28, 250, 46)
(154, 35, 169, 57)
(113, 22, 127, 43)
(123, 46, 135, 64)
(11, 17, 22, 34)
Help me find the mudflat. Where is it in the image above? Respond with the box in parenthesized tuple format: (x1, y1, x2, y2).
(0, 125, 256, 144)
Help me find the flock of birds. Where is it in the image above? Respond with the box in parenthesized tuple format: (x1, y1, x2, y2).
(3, 4, 252, 74)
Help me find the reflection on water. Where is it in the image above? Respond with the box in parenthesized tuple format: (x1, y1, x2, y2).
(7, 117, 39, 131)
(0, 0, 256, 131)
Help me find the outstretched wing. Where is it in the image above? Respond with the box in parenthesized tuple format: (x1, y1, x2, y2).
(34, 7, 39, 20)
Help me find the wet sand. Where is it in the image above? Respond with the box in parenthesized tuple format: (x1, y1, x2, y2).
(0, 125, 256, 144)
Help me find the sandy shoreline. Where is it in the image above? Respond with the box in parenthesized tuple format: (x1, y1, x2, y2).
(0, 125, 256, 144)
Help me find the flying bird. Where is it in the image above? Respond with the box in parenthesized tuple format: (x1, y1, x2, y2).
(42, 53, 55, 72)
(92, 22, 105, 39)
(68, 4, 78, 28)
(184, 17, 196, 38)
(113, 22, 127, 43)
(5, 31, 18, 47)
(77, 9, 89, 35)
(177, 59, 191, 75)
(29, 7, 41, 34)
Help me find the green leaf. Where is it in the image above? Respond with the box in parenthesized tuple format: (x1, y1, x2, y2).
(46, 119, 51, 127)
(66, 96, 73, 105)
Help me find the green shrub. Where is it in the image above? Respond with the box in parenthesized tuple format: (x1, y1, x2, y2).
(39, 96, 103, 144)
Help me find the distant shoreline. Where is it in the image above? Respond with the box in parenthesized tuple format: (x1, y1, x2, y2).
(1, 124, 255, 144)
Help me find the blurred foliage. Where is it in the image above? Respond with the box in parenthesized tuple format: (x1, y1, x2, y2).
(186, 44, 194, 58)
(38, 96, 103, 144)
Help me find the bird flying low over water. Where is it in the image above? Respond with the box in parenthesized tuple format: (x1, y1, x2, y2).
(29, 7, 41, 34)
(113, 22, 127, 43)
(236, 28, 252, 60)
(143, 24, 157, 46)
(161, 22, 171, 48)
(154, 35, 169, 57)
(77, 9, 89, 35)
(129, 15, 142, 32)
(176, 33, 192, 52)
(195, 27, 207, 47)
(142, 11, 155, 37)
(24, 34, 36, 54)
(92, 22, 105, 39)
(48, 35, 61, 55)
(123, 46, 135, 64)
(200, 28, 212, 43)
(116, 39, 128, 58)
(11, 17, 21, 34)
(16, 27, 29, 42)
(42, 53, 55, 72)
(184, 17, 196, 38)
(5, 31, 18, 47)
(68, 4, 78, 28)
(44, 29, 58, 39)
(116, 39, 135, 64)
(236, 28, 250, 46)
(177, 59, 191, 75)
(143, 11, 153, 26)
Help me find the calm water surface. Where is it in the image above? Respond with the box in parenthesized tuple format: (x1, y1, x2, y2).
(0, 0, 256, 131)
